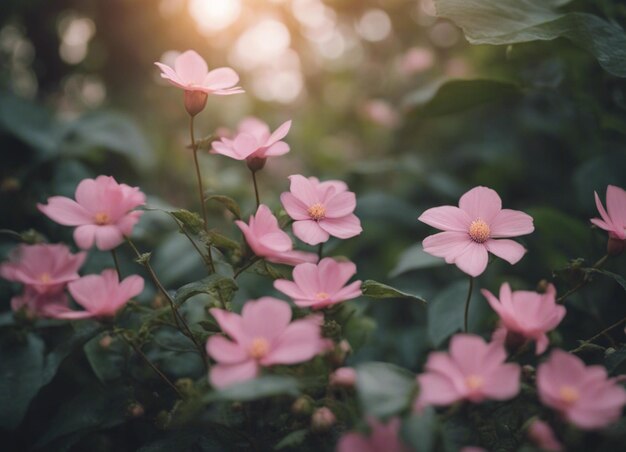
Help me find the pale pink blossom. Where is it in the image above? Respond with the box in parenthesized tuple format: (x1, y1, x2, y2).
(329, 367, 357, 387)
(591, 185, 626, 240)
(0, 243, 86, 295)
(211, 117, 291, 164)
(235, 204, 317, 266)
(416, 334, 520, 408)
(274, 258, 361, 309)
(418, 186, 534, 277)
(38, 176, 146, 251)
(360, 99, 401, 128)
(206, 297, 328, 389)
(154, 50, 243, 96)
(281, 175, 362, 246)
(482, 283, 565, 355)
(52, 269, 144, 319)
(337, 417, 410, 452)
(398, 47, 435, 76)
(527, 419, 564, 452)
(537, 349, 626, 430)
(10, 288, 70, 318)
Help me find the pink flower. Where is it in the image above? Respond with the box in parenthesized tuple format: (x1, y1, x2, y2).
(360, 100, 401, 128)
(281, 175, 362, 246)
(398, 47, 435, 76)
(537, 349, 626, 430)
(416, 334, 520, 408)
(53, 269, 144, 319)
(274, 258, 362, 309)
(10, 288, 70, 318)
(482, 283, 565, 355)
(0, 243, 86, 295)
(527, 420, 564, 452)
(235, 204, 317, 266)
(418, 186, 534, 277)
(211, 117, 291, 164)
(329, 367, 357, 387)
(591, 185, 626, 240)
(337, 417, 410, 452)
(38, 176, 146, 251)
(311, 407, 336, 431)
(206, 297, 328, 389)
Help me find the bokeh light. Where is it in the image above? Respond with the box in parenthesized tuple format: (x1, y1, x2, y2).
(189, 0, 242, 34)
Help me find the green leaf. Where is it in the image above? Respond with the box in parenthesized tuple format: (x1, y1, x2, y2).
(274, 429, 308, 450)
(434, 0, 626, 78)
(205, 195, 242, 220)
(427, 280, 479, 347)
(401, 408, 438, 452)
(355, 362, 417, 418)
(171, 209, 204, 235)
(390, 244, 446, 278)
(362, 280, 427, 304)
(174, 274, 238, 306)
(204, 375, 301, 403)
(84, 333, 127, 383)
(202, 230, 242, 254)
(605, 347, 626, 375)
(586, 268, 626, 293)
(405, 79, 521, 118)
(0, 333, 45, 429)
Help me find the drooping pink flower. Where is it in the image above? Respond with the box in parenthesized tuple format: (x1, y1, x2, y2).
(211, 117, 291, 168)
(206, 297, 328, 389)
(52, 269, 144, 319)
(591, 185, 626, 240)
(527, 419, 564, 452)
(235, 204, 317, 266)
(418, 186, 534, 277)
(0, 243, 86, 295)
(274, 257, 362, 309)
(337, 417, 410, 452)
(10, 287, 70, 318)
(330, 367, 357, 387)
(416, 334, 521, 408)
(537, 349, 626, 430)
(281, 175, 362, 246)
(38, 176, 146, 251)
(482, 283, 565, 355)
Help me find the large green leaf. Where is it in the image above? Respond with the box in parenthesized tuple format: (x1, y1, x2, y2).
(84, 333, 127, 383)
(434, 0, 626, 78)
(355, 362, 417, 418)
(203, 375, 301, 403)
(401, 408, 438, 452)
(362, 280, 427, 304)
(390, 244, 446, 277)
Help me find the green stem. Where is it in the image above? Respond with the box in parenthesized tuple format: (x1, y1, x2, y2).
(111, 249, 122, 280)
(569, 316, 626, 354)
(464, 276, 474, 333)
(557, 254, 609, 303)
(251, 170, 260, 208)
(234, 256, 261, 279)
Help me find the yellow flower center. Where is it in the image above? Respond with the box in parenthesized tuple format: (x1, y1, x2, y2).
(559, 385, 579, 404)
(248, 337, 270, 359)
(465, 374, 484, 391)
(468, 219, 490, 243)
(94, 212, 110, 225)
(315, 292, 330, 301)
(307, 203, 326, 221)
(39, 272, 51, 283)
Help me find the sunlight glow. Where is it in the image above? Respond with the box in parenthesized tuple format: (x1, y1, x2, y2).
(189, 0, 242, 34)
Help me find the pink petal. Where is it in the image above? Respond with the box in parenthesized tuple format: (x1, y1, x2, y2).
(273, 279, 308, 300)
(490, 209, 534, 238)
(206, 335, 248, 364)
(203, 67, 240, 90)
(288, 174, 320, 206)
(258, 231, 292, 253)
(459, 186, 502, 223)
(261, 318, 324, 365)
(332, 280, 362, 302)
(38, 197, 92, 226)
(268, 250, 318, 266)
(154, 62, 185, 87)
(418, 206, 471, 232)
(594, 191, 613, 226)
(291, 262, 321, 295)
(241, 297, 292, 342)
(209, 360, 259, 389)
(117, 275, 144, 304)
(417, 372, 463, 406)
(318, 258, 357, 293)
(262, 141, 290, 157)
(280, 192, 311, 221)
(485, 239, 526, 265)
(606, 185, 626, 229)
(73, 224, 97, 249)
(293, 220, 330, 245)
(209, 308, 246, 344)
(266, 120, 291, 146)
(239, 117, 270, 141)
(535, 334, 549, 355)
(94, 225, 124, 250)
(325, 192, 357, 219)
(318, 215, 362, 239)
(337, 433, 374, 452)
(449, 334, 489, 375)
(174, 50, 208, 85)
(482, 363, 521, 400)
(212, 140, 244, 160)
(422, 231, 472, 263)
(232, 133, 259, 159)
(452, 243, 489, 277)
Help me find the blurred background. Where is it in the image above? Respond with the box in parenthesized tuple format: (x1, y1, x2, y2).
(2, 0, 626, 372)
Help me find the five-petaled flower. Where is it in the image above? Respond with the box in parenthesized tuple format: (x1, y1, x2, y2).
(206, 297, 329, 389)
(418, 186, 534, 277)
(38, 175, 146, 251)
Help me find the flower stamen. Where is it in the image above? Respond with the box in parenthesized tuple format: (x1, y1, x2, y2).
(468, 219, 490, 243)
(307, 203, 326, 221)
(465, 374, 484, 391)
(249, 337, 270, 359)
(94, 212, 110, 225)
(559, 385, 579, 404)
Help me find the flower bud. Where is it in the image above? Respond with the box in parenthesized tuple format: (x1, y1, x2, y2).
(608, 236, 625, 257)
(311, 407, 336, 431)
(291, 396, 314, 415)
(99, 335, 113, 349)
(329, 367, 356, 387)
(246, 157, 267, 173)
(127, 402, 145, 417)
(184, 90, 208, 117)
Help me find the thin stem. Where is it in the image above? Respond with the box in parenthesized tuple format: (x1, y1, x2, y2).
(168, 213, 214, 273)
(190, 116, 209, 233)
(557, 254, 609, 303)
(570, 316, 626, 354)
(251, 170, 260, 208)
(119, 332, 183, 398)
(111, 249, 122, 279)
(234, 256, 261, 279)
(464, 276, 474, 333)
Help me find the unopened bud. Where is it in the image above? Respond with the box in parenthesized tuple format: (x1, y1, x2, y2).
(127, 402, 145, 417)
(311, 407, 336, 431)
(536, 279, 550, 293)
(246, 157, 267, 172)
(292, 396, 314, 415)
(175, 378, 194, 394)
(152, 294, 166, 309)
(608, 237, 625, 257)
(329, 367, 356, 387)
(99, 335, 113, 349)
(184, 90, 208, 117)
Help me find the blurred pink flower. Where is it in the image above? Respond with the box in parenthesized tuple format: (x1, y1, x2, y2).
(591, 185, 626, 240)
(416, 334, 520, 408)
(53, 269, 144, 319)
(329, 367, 357, 387)
(235, 204, 317, 266)
(537, 349, 626, 430)
(0, 243, 86, 295)
(398, 47, 435, 76)
(10, 287, 70, 318)
(360, 99, 400, 128)
(154, 50, 243, 96)
(206, 297, 328, 389)
(38, 175, 146, 251)
(281, 175, 362, 245)
(211, 117, 291, 166)
(274, 257, 362, 309)
(337, 417, 410, 452)
(482, 283, 565, 355)
(527, 419, 564, 452)
(311, 407, 336, 431)
(418, 186, 534, 277)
